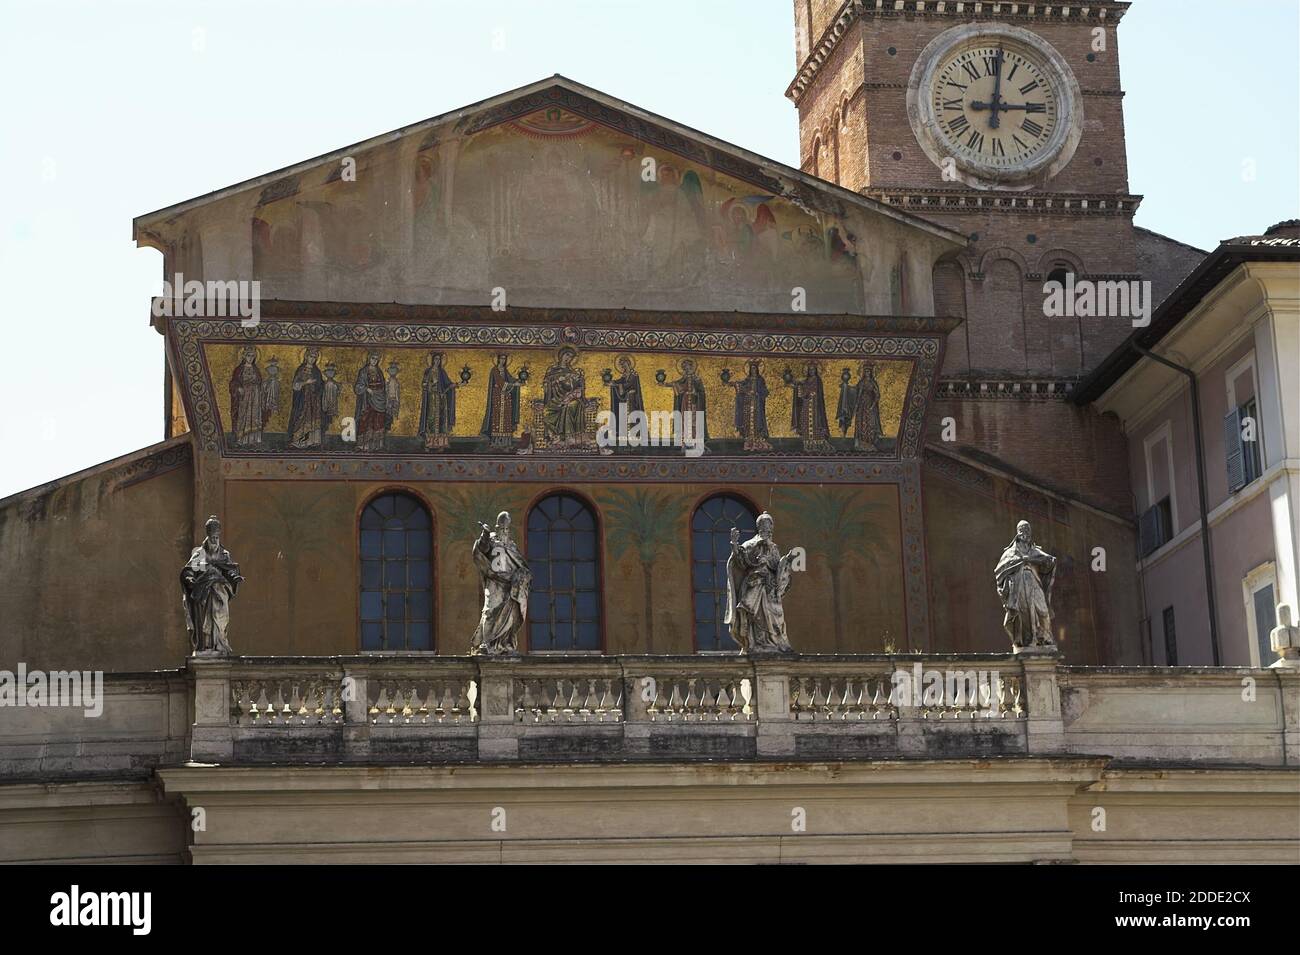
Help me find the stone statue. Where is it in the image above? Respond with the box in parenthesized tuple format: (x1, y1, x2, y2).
(1269, 603, 1300, 668)
(994, 520, 1057, 650)
(180, 515, 243, 656)
(471, 511, 531, 656)
(725, 512, 799, 655)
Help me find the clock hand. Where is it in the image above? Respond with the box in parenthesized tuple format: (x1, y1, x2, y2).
(970, 101, 1041, 112)
(988, 46, 1005, 129)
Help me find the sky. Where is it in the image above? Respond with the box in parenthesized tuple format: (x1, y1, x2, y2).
(1, 0, 1297, 499)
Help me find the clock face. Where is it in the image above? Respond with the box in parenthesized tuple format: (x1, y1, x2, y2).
(931, 41, 1060, 172)
(907, 24, 1083, 189)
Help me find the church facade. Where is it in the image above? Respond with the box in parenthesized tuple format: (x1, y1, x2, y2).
(2, 0, 1297, 864)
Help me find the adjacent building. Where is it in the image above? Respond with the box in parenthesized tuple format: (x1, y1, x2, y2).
(1077, 221, 1300, 667)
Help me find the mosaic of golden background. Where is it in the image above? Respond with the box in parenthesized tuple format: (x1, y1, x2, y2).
(206, 343, 912, 442)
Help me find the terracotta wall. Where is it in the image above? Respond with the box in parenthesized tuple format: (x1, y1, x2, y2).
(927, 396, 1134, 517)
(0, 446, 193, 672)
(922, 453, 1142, 664)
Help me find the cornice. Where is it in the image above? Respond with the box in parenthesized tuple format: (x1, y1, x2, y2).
(849, 82, 1120, 97)
(865, 189, 1142, 217)
(788, 0, 1130, 105)
(935, 378, 1076, 400)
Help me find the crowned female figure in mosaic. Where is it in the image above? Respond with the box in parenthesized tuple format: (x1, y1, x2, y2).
(788, 362, 833, 453)
(471, 511, 531, 656)
(229, 345, 267, 446)
(662, 358, 708, 442)
(287, 347, 326, 449)
(353, 350, 389, 452)
(837, 361, 883, 452)
(263, 357, 282, 422)
(728, 359, 771, 452)
(418, 351, 459, 451)
(607, 355, 644, 419)
(480, 352, 522, 450)
(725, 513, 799, 655)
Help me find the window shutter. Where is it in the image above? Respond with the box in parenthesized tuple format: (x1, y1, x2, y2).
(1138, 497, 1173, 557)
(1157, 496, 1173, 542)
(1224, 408, 1246, 493)
(1138, 506, 1161, 557)
(1162, 606, 1178, 666)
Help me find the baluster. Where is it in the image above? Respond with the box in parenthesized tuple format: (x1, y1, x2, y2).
(788, 677, 804, 719)
(515, 680, 530, 723)
(582, 679, 598, 722)
(562, 679, 578, 722)
(684, 679, 700, 721)
(716, 682, 733, 721)
(665, 680, 683, 722)
(453, 680, 470, 724)
(611, 679, 624, 722)
(542, 679, 558, 723)
(438, 681, 455, 723)
(268, 682, 287, 724)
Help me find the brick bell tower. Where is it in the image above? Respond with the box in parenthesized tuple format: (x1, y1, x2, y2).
(787, 0, 1199, 522)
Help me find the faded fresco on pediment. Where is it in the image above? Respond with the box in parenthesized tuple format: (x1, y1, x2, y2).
(243, 107, 894, 312)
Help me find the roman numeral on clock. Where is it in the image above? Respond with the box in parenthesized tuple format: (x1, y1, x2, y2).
(1024, 102, 1047, 113)
(1006, 63, 1019, 82)
(942, 98, 963, 111)
(1021, 118, 1044, 137)
(948, 115, 970, 135)
(1019, 80, 1040, 94)
(962, 62, 980, 81)
(966, 129, 985, 152)
(992, 138, 1006, 157)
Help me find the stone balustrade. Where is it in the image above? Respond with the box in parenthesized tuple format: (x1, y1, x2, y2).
(176, 653, 1297, 767)
(4, 655, 1295, 780)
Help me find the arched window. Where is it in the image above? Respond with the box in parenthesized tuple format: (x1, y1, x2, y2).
(527, 492, 601, 651)
(359, 492, 433, 651)
(692, 494, 759, 652)
(1047, 263, 1072, 286)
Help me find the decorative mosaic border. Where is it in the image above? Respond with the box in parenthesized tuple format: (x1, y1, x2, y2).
(249, 300, 961, 335)
(173, 317, 943, 462)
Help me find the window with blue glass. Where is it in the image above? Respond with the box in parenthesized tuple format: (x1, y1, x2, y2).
(527, 493, 600, 651)
(359, 492, 433, 651)
(692, 494, 758, 651)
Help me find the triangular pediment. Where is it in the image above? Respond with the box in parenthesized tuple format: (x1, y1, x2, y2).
(135, 77, 963, 315)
